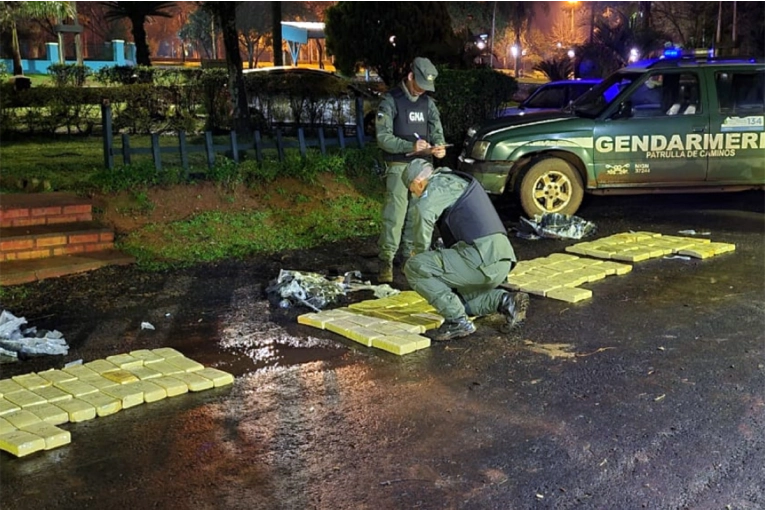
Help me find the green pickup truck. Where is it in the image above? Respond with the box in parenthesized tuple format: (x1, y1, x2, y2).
(457, 55, 765, 217)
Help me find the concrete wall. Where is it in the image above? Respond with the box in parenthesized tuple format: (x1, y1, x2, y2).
(1, 40, 136, 75)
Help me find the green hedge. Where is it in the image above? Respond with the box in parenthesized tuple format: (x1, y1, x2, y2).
(0, 66, 515, 143)
(434, 68, 517, 147)
(48, 64, 91, 87)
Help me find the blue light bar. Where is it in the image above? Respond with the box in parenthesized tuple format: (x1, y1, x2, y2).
(663, 48, 681, 58)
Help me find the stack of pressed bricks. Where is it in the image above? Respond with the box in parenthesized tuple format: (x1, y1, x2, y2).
(0, 192, 134, 286)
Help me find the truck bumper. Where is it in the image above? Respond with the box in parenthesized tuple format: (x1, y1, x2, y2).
(457, 154, 516, 195)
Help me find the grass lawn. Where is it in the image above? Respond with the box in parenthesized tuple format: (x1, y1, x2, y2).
(0, 135, 386, 272)
(0, 135, 106, 191)
(1, 133, 277, 193)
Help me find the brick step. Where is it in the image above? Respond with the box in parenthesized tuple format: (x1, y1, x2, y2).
(0, 192, 92, 227)
(0, 221, 115, 261)
(0, 249, 136, 286)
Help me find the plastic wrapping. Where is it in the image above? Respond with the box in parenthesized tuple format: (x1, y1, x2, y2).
(266, 269, 399, 311)
(0, 310, 69, 358)
(516, 213, 597, 240)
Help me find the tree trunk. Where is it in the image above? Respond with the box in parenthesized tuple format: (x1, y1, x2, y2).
(218, 3, 251, 135)
(11, 24, 23, 76)
(514, 35, 521, 78)
(247, 39, 255, 69)
(131, 16, 151, 66)
(272, 2, 282, 66)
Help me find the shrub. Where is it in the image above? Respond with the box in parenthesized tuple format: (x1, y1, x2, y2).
(239, 159, 278, 184)
(533, 57, 574, 82)
(94, 65, 154, 86)
(207, 157, 243, 188)
(434, 68, 517, 147)
(197, 69, 231, 133)
(0, 61, 10, 82)
(48, 64, 91, 87)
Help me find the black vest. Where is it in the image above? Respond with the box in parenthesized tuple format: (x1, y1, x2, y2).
(385, 87, 430, 163)
(437, 172, 507, 248)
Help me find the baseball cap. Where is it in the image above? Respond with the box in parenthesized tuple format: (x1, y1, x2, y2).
(413, 57, 438, 92)
(403, 159, 435, 187)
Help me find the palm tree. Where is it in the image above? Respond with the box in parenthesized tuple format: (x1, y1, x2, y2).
(101, 1, 176, 66)
(501, 3, 549, 77)
(203, 2, 252, 135)
(0, 1, 73, 76)
(271, 1, 282, 66)
(576, 8, 669, 78)
(533, 56, 574, 81)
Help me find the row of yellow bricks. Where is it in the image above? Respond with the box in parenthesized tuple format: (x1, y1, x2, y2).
(508, 231, 734, 302)
(1, 234, 736, 455)
(297, 232, 736, 356)
(0, 347, 233, 458)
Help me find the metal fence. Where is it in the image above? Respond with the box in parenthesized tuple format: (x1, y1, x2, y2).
(101, 99, 372, 174)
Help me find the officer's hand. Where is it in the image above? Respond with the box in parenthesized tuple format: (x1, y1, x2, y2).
(432, 146, 446, 159)
(415, 139, 429, 152)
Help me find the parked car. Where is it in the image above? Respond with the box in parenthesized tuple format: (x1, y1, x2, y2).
(458, 54, 765, 217)
(500, 79, 601, 116)
(242, 66, 381, 134)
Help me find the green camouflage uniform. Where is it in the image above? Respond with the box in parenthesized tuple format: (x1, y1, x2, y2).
(375, 82, 446, 265)
(402, 171, 517, 321)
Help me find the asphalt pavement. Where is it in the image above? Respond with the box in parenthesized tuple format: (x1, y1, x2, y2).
(1, 191, 763, 510)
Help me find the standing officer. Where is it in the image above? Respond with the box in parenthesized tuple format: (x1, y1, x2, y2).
(402, 159, 529, 341)
(375, 57, 447, 283)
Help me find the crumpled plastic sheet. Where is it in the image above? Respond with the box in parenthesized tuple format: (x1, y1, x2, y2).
(516, 213, 597, 240)
(0, 310, 69, 360)
(266, 269, 399, 311)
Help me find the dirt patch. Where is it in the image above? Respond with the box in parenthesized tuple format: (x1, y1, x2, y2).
(90, 174, 370, 235)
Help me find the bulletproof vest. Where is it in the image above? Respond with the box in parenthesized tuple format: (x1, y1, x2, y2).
(437, 172, 507, 248)
(385, 87, 430, 163)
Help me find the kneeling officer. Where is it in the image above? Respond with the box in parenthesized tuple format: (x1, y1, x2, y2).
(402, 159, 529, 341)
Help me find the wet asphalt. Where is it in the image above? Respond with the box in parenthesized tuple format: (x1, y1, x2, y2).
(1, 191, 763, 510)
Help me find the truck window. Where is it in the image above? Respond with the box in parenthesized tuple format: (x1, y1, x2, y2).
(628, 72, 701, 117)
(571, 72, 642, 118)
(668, 74, 701, 115)
(523, 85, 567, 109)
(716, 70, 765, 114)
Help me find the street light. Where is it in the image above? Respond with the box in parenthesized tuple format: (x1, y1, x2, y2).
(511, 45, 519, 77)
(567, 1, 579, 40)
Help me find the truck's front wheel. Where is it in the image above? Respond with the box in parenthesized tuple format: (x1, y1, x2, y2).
(518, 157, 584, 217)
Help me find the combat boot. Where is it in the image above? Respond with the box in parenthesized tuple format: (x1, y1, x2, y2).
(378, 262, 393, 283)
(433, 316, 476, 341)
(498, 291, 529, 333)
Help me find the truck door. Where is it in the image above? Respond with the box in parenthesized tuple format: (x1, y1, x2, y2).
(593, 71, 708, 187)
(706, 68, 765, 184)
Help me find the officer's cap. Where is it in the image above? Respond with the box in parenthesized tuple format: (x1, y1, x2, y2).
(413, 57, 438, 92)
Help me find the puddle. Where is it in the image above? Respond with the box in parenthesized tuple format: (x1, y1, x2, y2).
(179, 290, 346, 377)
(182, 342, 345, 378)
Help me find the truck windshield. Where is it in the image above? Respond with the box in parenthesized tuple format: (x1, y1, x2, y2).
(569, 72, 644, 118)
(522, 85, 567, 109)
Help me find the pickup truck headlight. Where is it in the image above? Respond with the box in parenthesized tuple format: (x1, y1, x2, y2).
(471, 140, 491, 161)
